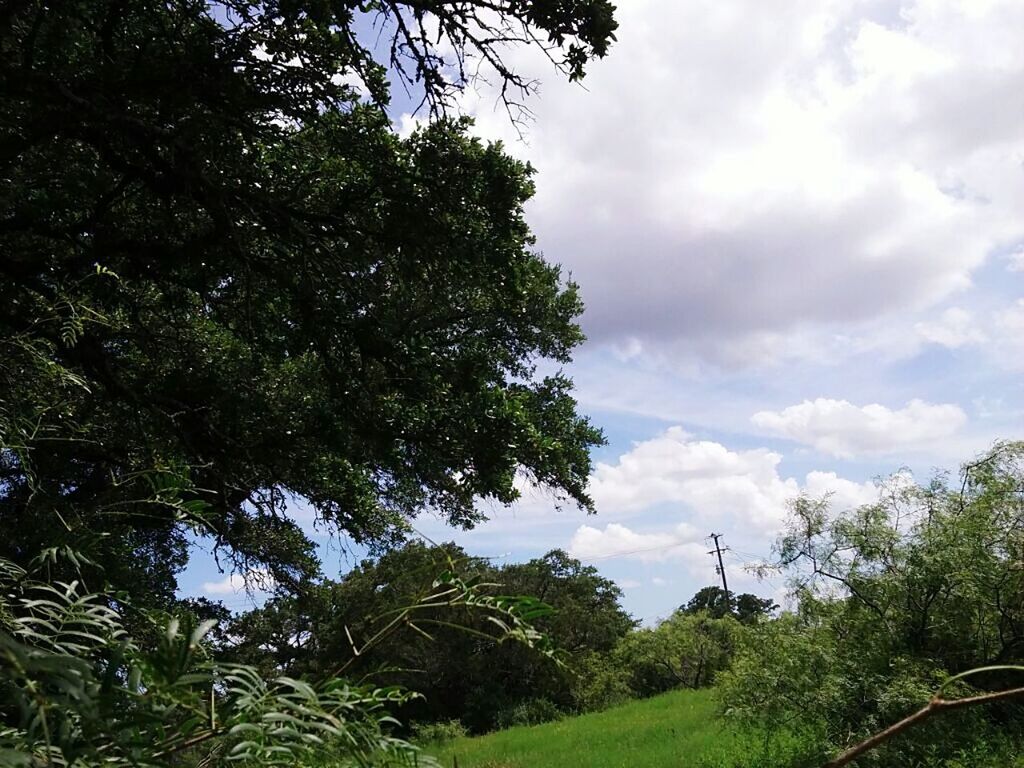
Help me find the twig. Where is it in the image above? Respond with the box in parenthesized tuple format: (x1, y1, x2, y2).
(824, 685, 1024, 767)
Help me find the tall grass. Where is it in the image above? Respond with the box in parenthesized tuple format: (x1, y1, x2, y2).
(425, 689, 772, 768)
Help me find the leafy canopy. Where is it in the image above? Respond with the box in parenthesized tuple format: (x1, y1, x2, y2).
(680, 585, 777, 624)
(225, 543, 634, 732)
(0, 0, 616, 602)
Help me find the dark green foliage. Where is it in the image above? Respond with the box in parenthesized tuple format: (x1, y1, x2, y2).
(719, 442, 1024, 766)
(459, 549, 635, 730)
(0, 0, 616, 605)
(680, 586, 777, 624)
(226, 543, 635, 733)
(500, 549, 637, 654)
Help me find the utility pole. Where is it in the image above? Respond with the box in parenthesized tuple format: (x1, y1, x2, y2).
(708, 532, 731, 612)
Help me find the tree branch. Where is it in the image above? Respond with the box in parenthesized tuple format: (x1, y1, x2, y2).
(824, 685, 1024, 768)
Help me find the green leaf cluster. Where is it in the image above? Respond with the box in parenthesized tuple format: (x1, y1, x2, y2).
(611, 612, 745, 699)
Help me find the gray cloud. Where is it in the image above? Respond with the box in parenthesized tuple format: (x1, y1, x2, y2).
(450, 0, 1024, 365)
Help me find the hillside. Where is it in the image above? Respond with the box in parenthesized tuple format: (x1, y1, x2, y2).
(426, 689, 745, 768)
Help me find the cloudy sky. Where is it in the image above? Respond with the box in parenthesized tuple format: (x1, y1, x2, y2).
(183, 0, 1024, 623)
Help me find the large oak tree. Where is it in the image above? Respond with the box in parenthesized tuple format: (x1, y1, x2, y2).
(0, 0, 616, 605)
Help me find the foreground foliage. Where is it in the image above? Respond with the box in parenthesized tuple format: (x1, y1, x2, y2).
(0, 549, 566, 767)
(0, 554, 422, 767)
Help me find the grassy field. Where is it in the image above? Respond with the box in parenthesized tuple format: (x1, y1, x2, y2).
(424, 689, 751, 768)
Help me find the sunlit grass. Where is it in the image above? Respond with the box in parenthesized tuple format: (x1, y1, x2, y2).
(424, 689, 750, 768)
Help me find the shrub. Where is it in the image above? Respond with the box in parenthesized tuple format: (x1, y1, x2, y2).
(494, 698, 564, 729)
(412, 720, 468, 745)
(719, 443, 1024, 765)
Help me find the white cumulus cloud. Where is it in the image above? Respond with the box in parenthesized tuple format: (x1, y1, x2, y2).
(803, 470, 889, 511)
(751, 398, 967, 457)
(568, 522, 705, 563)
(586, 426, 879, 531)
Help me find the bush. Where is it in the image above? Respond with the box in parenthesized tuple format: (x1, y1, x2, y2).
(719, 444, 1024, 765)
(412, 720, 468, 744)
(494, 698, 564, 729)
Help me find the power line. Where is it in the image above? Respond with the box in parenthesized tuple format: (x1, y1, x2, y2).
(575, 539, 691, 562)
(729, 546, 768, 561)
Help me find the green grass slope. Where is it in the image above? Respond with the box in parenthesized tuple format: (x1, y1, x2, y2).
(425, 689, 746, 768)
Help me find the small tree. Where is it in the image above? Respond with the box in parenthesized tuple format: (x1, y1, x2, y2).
(719, 442, 1024, 766)
(613, 613, 743, 697)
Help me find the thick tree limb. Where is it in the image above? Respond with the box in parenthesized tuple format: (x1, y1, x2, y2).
(824, 685, 1024, 767)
